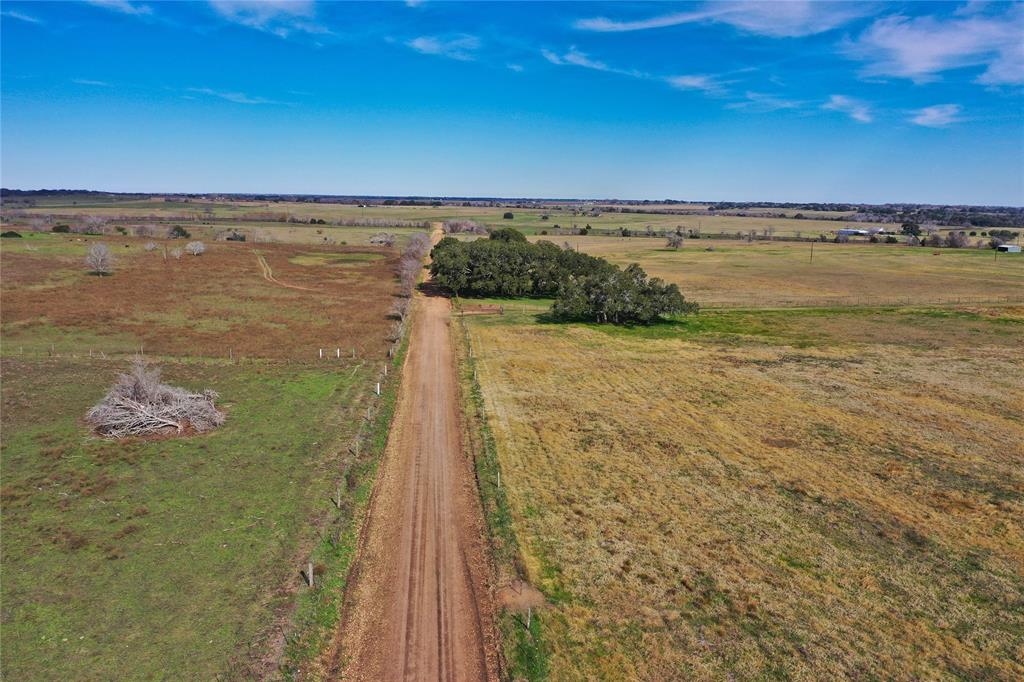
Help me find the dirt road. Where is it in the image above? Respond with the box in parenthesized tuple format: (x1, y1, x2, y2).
(332, 282, 497, 680)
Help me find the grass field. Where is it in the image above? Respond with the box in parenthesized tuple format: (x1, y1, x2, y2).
(3, 197, 889, 239)
(464, 302, 1024, 680)
(0, 233, 404, 678)
(539, 236, 1024, 307)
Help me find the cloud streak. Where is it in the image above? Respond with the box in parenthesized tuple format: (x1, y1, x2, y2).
(209, 1, 329, 38)
(1, 9, 43, 24)
(910, 104, 963, 128)
(726, 91, 804, 113)
(73, 78, 112, 87)
(85, 0, 153, 17)
(407, 34, 481, 61)
(822, 94, 873, 123)
(575, 1, 869, 38)
(187, 87, 279, 105)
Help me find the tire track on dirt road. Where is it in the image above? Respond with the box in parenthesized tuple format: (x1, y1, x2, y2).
(330, 228, 498, 681)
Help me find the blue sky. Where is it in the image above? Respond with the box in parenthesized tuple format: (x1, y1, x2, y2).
(1, 1, 1022, 204)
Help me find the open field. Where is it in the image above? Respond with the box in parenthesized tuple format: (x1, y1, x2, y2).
(463, 302, 1024, 680)
(536, 236, 1024, 307)
(0, 233, 404, 678)
(3, 197, 891, 239)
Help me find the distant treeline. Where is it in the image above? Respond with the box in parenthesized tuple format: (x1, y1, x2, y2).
(430, 228, 696, 324)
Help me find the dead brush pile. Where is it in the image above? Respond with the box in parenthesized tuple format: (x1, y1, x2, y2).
(87, 358, 224, 438)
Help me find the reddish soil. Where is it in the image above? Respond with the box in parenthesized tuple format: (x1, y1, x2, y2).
(331, 292, 498, 681)
(0, 238, 398, 360)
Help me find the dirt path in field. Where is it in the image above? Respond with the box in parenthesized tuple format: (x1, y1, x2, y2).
(330, 227, 498, 681)
(254, 252, 317, 291)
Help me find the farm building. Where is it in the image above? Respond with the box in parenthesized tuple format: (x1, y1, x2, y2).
(996, 244, 1021, 253)
(837, 228, 870, 236)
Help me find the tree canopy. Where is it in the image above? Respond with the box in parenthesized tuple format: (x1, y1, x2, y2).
(429, 230, 697, 324)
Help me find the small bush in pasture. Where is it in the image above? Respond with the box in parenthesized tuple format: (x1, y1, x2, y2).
(144, 241, 158, 251)
(168, 225, 191, 239)
(52, 224, 71, 233)
(442, 220, 487, 235)
(1, 231, 23, 238)
(369, 232, 397, 247)
(885, 236, 898, 243)
(86, 357, 224, 438)
(85, 243, 114, 275)
(666, 233, 685, 249)
(116, 226, 128, 235)
(490, 227, 527, 243)
(503, 212, 514, 219)
(185, 241, 206, 256)
(944, 232, 969, 248)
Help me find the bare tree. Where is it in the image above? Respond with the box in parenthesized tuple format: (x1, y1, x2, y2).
(85, 243, 114, 274)
(666, 233, 685, 249)
(442, 220, 487, 235)
(144, 241, 158, 252)
(86, 357, 224, 438)
(185, 241, 206, 255)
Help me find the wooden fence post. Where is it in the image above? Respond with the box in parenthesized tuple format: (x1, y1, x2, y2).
(307, 562, 314, 587)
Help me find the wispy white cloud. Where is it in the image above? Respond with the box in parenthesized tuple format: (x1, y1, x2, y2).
(576, 1, 869, 38)
(726, 91, 804, 112)
(209, 1, 329, 38)
(73, 78, 112, 87)
(506, 63, 524, 73)
(575, 7, 723, 33)
(187, 87, 279, 105)
(1, 9, 43, 24)
(541, 47, 644, 78)
(407, 34, 480, 61)
(666, 74, 727, 96)
(86, 0, 153, 17)
(909, 104, 963, 128)
(844, 7, 1024, 85)
(822, 95, 873, 123)
(405, 0, 425, 7)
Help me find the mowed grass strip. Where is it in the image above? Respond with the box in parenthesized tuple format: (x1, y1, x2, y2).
(464, 305, 1024, 680)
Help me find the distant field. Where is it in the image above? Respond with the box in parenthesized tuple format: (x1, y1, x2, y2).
(0, 233, 403, 678)
(464, 303, 1024, 680)
(540, 236, 1024, 307)
(3, 197, 887, 239)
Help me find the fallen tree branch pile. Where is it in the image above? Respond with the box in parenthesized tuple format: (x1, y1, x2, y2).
(87, 358, 225, 438)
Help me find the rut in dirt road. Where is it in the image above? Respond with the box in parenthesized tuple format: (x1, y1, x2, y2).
(332, 289, 498, 681)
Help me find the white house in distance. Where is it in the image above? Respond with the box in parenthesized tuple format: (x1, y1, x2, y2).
(996, 244, 1021, 253)
(837, 228, 870, 237)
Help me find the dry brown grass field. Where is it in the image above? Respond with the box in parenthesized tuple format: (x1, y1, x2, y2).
(1, 233, 399, 359)
(547, 236, 1024, 307)
(464, 302, 1024, 680)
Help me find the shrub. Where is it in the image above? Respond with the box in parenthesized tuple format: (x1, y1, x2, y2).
(185, 241, 206, 256)
(369, 232, 397, 247)
(885, 236, 898, 243)
(666, 233, 685, 249)
(167, 225, 191, 239)
(503, 212, 514, 220)
(944, 232, 969, 248)
(144, 241, 158, 251)
(85, 243, 114, 275)
(442, 220, 486, 235)
(52, 224, 70, 233)
(1, 231, 23, 238)
(171, 247, 183, 259)
(489, 227, 527, 243)
(86, 357, 224, 438)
